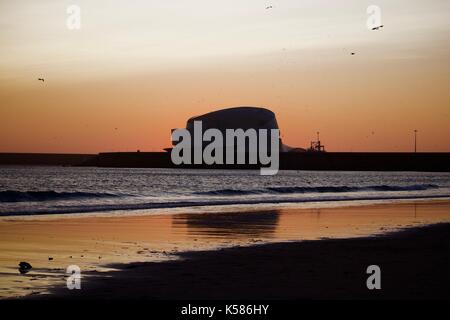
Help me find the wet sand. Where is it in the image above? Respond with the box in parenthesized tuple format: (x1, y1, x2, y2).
(48, 222, 450, 300)
(1, 200, 449, 299)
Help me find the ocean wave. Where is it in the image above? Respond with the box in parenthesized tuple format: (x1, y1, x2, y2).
(196, 184, 439, 196)
(0, 190, 122, 203)
(1, 193, 449, 217)
(196, 189, 261, 196)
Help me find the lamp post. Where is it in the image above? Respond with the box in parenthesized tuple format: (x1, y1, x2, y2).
(414, 130, 418, 153)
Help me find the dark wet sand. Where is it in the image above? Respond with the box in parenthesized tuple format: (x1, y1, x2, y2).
(3, 200, 450, 298)
(44, 222, 450, 300)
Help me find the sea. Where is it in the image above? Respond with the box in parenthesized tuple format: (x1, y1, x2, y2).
(1, 166, 450, 217)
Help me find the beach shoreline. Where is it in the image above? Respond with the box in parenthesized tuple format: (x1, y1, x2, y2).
(42, 222, 450, 300)
(1, 200, 449, 299)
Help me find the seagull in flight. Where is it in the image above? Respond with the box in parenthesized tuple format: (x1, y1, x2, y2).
(372, 25, 384, 30)
(38, 78, 45, 82)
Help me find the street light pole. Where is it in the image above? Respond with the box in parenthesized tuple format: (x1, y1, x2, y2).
(414, 130, 418, 153)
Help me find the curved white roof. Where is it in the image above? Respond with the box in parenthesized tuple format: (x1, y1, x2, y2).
(176, 106, 305, 152)
(187, 106, 278, 131)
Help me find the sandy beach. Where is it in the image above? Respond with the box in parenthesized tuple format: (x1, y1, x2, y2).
(47, 222, 450, 300)
(2, 0, 450, 308)
(1, 200, 449, 299)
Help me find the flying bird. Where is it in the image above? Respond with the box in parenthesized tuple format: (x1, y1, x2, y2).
(38, 78, 45, 82)
(351, 52, 356, 55)
(372, 25, 384, 30)
(266, 5, 273, 9)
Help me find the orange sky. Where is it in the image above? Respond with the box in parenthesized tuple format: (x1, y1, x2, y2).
(1, 0, 449, 153)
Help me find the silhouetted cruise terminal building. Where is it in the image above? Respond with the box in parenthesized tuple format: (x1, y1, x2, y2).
(2, 107, 449, 171)
(169, 106, 306, 153)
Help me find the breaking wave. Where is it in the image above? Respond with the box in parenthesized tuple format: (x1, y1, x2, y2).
(196, 184, 440, 196)
(0, 190, 122, 203)
(1, 193, 449, 217)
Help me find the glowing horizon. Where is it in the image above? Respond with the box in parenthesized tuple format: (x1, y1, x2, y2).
(1, 0, 449, 153)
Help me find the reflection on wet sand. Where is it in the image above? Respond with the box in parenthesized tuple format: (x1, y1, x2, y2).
(172, 201, 450, 242)
(172, 210, 279, 238)
(1, 200, 450, 298)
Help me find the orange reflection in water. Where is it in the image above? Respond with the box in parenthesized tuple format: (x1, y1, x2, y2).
(0, 200, 449, 298)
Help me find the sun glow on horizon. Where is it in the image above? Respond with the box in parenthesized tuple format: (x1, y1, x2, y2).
(1, 0, 449, 153)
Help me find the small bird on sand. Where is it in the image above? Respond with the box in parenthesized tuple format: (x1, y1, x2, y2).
(372, 25, 384, 30)
(19, 262, 32, 274)
(38, 78, 45, 82)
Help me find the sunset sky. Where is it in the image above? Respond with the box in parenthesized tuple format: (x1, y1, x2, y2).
(1, 0, 449, 153)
